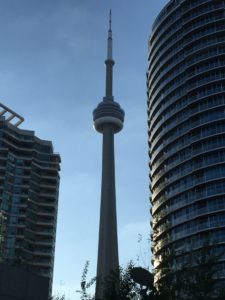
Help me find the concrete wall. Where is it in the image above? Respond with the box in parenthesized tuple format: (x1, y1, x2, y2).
(0, 264, 49, 300)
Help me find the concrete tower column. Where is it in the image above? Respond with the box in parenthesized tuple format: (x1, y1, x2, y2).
(93, 10, 125, 299)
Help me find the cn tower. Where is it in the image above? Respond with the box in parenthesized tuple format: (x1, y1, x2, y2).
(93, 11, 125, 299)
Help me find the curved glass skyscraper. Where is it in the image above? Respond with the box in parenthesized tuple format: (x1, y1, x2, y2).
(148, 0, 225, 283)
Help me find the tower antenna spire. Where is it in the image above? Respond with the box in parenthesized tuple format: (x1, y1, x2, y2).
(109, 9, 112, 31)
(105, 9, 114, 99)
(107, 9, 113, 60)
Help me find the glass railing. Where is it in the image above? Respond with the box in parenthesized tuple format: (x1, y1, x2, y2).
(150, 64, 225, 122)
(150, 84, 225, 137)
(151, 0, 213, 45)
(149, 58, 225, 109)
(150, 22, 225, 81)
(151, 106, 225, 153)
(152, 181, 225, 215)
(149, 36, 225, 107)
(150, 12, 225, 73)
(148, 44, 225, 97)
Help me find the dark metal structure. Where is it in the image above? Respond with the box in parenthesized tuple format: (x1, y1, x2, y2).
(0, 102, 24, 127)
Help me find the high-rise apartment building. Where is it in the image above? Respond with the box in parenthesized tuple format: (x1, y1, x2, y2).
(148, 0, 225, 283)
(0, 103, 60, 290)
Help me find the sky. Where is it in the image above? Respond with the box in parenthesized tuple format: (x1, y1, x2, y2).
(0, 0, 169, 299)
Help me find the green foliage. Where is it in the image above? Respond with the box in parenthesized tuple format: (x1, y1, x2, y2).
(76, 261, 96, 300)
(59, 243, 225, 300)
(155, 245, 225, 300)
(76, 261, 142, 300)
(136, 234, 151, 270)
(103, 262, 141, 300)
(49, 295, 65, 300)
(76, 261, 162, 300)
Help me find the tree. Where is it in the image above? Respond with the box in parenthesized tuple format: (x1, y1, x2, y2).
(49, 296, 65, 300)
(68, 242, 225, 300)
(77, 261, 162, 300)
(76, 261, 142, 300)
(155, 244, 225, 300)
(103, 262, 141, 300)
(76, 261, 96, 300)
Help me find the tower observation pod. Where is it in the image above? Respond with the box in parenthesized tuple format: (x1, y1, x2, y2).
(93, 10, 125, 299)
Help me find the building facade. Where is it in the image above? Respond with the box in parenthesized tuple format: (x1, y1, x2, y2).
(0, 263, 49, 300)
(148, 0, 225, 283)
(0, 103, 60, 290)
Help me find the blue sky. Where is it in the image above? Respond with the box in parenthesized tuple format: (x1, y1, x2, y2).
(0, 0, 169, 298)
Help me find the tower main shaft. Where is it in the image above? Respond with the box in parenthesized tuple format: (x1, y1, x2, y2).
(93, 11, 124, 299)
